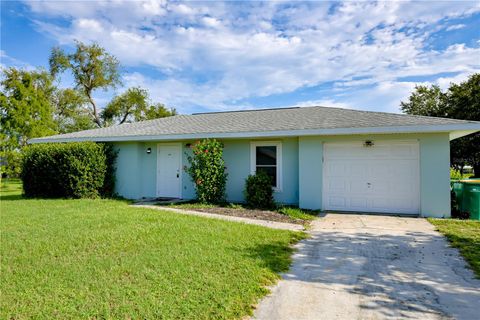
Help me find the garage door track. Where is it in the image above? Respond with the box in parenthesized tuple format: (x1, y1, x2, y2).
(254, 214, 480, 320)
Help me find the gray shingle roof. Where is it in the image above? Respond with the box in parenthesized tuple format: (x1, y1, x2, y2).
(30, 106, 480, 143)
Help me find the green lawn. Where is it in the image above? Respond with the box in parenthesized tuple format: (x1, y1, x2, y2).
(428, 218, 480, 278)
(0, 179, 305, 319)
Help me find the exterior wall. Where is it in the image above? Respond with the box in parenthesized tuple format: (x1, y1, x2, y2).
(419, 134, 451, 218)
(114, 133, 451, 217)
(298, 133, 451, 217)
(114, 142, 158, 199)
(184, 138, 299, 204)
(298, 136, 323, 210)
(114, 138, 299, 204)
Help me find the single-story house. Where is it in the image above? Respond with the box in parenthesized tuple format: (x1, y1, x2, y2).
(30, 106, 480, 218)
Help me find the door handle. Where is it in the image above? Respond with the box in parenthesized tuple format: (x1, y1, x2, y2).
(177, 173, 180, 178)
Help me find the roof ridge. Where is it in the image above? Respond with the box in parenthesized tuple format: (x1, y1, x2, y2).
(191, 106, 301, 115)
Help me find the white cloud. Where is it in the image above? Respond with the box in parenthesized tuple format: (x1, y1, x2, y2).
(22, 0, 480, 112)
(446, 24, 467, 31)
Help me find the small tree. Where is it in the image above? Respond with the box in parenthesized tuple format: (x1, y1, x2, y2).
(186, 139, 227, 204)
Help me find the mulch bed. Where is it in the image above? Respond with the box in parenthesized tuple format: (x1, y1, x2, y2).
(169, 205, 306, 225)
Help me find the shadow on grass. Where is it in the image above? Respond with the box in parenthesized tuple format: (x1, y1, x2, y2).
(0, 194, 24, 201)
(243, 233, 308, 276)
(438, 232, 480, 278)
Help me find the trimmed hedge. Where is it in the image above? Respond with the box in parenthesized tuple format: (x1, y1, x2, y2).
(21, 142, 117, 198)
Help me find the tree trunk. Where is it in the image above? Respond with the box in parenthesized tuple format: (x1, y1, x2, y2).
(86, 92, 102, 127)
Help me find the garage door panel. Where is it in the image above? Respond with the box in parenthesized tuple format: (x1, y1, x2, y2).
(328, 196, 347, 208)
(327, 179, 347, 193)
(323, 141, 420, 215)
(350, 197, 368, 208)
(350, 180, 368, 193)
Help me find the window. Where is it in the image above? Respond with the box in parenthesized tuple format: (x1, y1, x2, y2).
(250, 141, 282, 190)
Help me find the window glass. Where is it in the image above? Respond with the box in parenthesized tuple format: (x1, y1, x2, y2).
(256, 146, 276, 165)
(255, 145, 277, 187)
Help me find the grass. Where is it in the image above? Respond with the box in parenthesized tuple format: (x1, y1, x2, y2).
(428, 218, 480, 278)
(169, 201, 319, 221)
(1, 179, 306, 319)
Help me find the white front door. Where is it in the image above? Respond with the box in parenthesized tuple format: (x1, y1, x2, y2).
(157, 143, 182, 198)
(322, 141, 420, 214)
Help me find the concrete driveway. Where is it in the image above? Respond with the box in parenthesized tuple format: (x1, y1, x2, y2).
(254, 214, 480, 320)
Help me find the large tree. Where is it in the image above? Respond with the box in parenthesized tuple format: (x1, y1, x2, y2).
(401, 73, 480, 176)
(49, 41, 121, 127)
(52, 88, 95, 133)
(101, 87, 177, 126)
(0, 68, 57, 176)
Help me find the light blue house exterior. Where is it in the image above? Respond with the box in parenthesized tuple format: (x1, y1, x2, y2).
(31, 106, 480, 218)
(112, 133, 451, 217)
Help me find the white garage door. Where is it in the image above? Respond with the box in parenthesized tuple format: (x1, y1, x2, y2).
(322, 141, 420, 214)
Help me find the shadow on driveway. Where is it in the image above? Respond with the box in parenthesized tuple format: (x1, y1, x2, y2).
(253, 214, 480, 320)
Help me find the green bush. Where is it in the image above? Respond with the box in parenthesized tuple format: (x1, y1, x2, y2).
(244, 170, 275, 209)
(99, 143, 118, 197)
(21, 142, 117, 198)
(450, 168, 463, 180)
(185, 139, 227, 204)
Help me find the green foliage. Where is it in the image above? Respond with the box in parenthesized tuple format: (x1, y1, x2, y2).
(244, 170, 275, 209)
(0, 146, 22, 178)
(400, 84, 446, 117)
(49, 42, 175, 128)
(99, 143, 118, 198)
(277, 206, 318, 221)
(102, 87, 177, 125)
(49, 41, 121, 127)
(0, 68, 57, 146)
(450, 168, 464, 180)
(52, 88, 94, 133)
(21, 142, 116, 198)
(186, 139, 227, 204)
(0, 68, 58, 176)
(401, 73, 480, 177)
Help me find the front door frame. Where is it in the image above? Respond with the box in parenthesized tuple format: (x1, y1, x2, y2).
(156, 142, 182, 198)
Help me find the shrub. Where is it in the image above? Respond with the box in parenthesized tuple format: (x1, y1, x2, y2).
(21, 142, 116, 198)
(450, 168, 463, 180)
(99, 143, 118, 197)
(185, 139, 227, 204)
(244, 170, 275, 209)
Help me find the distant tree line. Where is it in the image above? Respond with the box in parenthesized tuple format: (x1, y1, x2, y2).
(1, 41, 176, 177)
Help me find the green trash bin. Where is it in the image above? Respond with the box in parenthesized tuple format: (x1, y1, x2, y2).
(461, 180, 480, 220)
(451, 180, 464, 207)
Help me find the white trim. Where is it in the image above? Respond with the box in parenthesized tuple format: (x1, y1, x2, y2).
(29, 123, 480, 144)
(156, 142, 182, 198)
(322, 140, 421, 214)
(250, 141, 283, 192)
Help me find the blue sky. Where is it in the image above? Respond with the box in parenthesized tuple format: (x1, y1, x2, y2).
(1, 1, 479, 114)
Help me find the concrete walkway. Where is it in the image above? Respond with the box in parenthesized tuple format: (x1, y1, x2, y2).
(132, 204, 305, 231)
(254, 214, 480, 320)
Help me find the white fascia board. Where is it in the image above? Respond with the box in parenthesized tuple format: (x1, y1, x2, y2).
(29, 123, 480, 144)
(449, 130, 478, 140)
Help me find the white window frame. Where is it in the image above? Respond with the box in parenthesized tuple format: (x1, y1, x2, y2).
(250, 141, 283, 192)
